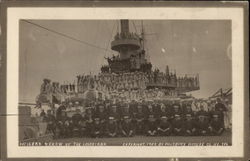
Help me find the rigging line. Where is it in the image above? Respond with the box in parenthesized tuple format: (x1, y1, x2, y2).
(104, 21, 116, 57)
(21, 20, 113, 52)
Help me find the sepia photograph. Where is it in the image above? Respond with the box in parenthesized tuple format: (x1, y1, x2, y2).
(18, 19, 232, 146)
(3, 5, 246, 159)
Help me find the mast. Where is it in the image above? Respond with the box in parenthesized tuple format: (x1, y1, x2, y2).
(141, 20, 145, 50)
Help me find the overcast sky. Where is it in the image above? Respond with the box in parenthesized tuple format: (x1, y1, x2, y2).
(19, 20, 232, 102)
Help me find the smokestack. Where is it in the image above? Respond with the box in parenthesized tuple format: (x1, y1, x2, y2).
(120, 19, 129, 34)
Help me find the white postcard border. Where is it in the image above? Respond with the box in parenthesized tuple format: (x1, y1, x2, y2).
(7, 7, 244, 158)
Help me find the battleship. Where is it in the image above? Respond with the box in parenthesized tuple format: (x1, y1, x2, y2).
(37, 20, 200, 106)
(19, 20, 233, 145)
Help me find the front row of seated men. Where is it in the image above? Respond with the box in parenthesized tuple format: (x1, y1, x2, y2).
(43, 104, 224, 138)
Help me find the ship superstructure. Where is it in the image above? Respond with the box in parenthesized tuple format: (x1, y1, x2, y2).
(37, 20, 200, 105)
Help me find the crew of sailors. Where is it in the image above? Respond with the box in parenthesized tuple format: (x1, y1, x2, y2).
(41, 97, 231, 139)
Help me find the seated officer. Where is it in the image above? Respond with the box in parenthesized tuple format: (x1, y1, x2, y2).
(93, 104, 107, 126)
(56, 110, 70, 138)
(134, 104, 146, 135)
(84, 107, 94, 137)
(157, 116, 172, 136)
(91, 118, 104, 138)
(196, 115, 210, 136)
(209, 113, 224, 135)
(172, 114, 183, 136)
(108, 104, 120, 122)
(145, 104, 157, 120)
(145, 115, 157, 136)
(183, 114, 197, 136)
(183, 104, 194, 117)
(120, 116, 134, 137)
(71, 109, 83, 137)
(172, 105, 182, 120)
(45, 109, 56, 136)
(159, 103, 172, 120)
(106, 117, 118, 137)
(121, 104, 132, 121)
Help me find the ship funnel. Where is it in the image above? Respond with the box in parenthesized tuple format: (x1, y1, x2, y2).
(120, 19, 129, 34)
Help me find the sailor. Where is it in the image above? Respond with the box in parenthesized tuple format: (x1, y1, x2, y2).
(107, 104, 120, 122)
(158, 103, 172, 121)
(91, 117, 104, 138)
(196, 105, 209, 121)
(145, 103, 157, 120)
(172, 114, 183, 136)
(145, 114, 157, 136)
(40, 79, 48, 94)
(183, 114, 196, 136)
(56, 102, 66, 118)
(56, 110, 70, 138)
(120, 104, 132, 121)
(172, 105, 182, 120)
(40, 109, 46, 118)
(196, 114, 210, 136)
(106, 117, 118, 137)
(214, 98, 227, 127)
(120, 116, 134, 137)
(93, 104, 107, 126)
(209, 113, 224, 135)
(84, 107, 94, 137)
(44, 109, 56, 136)
(71, 109, 83, 137)
(157, 116, 172, 136)
(134, 103, 146, 135)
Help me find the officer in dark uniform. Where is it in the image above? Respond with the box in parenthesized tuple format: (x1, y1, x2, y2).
(120, 116, 134, 137)
(40, 109, 46, 118)
(91, 117, 104, 138)
(84, 107, 94, 137)
(208, 113, 224, 135)
(196, 114, 210, 136)
(134, 103, 146, 135)
(145, 114, 157, 136)
(172, 105, 182, 121)
(71, 109, 83, 137)
(56, 103, 66, 119)
(120, 104, 132, 121)
(106, 117, 118, 137)
(107, 104, 120, 123)
(183, 114, 197, 136)
(145, 104, 157, 120)
(45, 109, 56, 136)
(93, 104, 107, 126)
(56, 110, 70, 138)
(158, 103, 172, 121)
(183, 104, 194, 116)
(172, 114, 183, 136)
(157, 116, 172, 136)
(214, 98, 227, 127)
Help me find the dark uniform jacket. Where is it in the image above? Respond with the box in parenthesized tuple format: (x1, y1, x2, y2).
(183, 119, 195, 130)
(72, 113, 83, 125)
(210, 120, 224, 131)
(145, 121, 157, 132)
(93, 111, 107, 122)
(158, 121, 171, 130)
(196, 120, 209, 131)
(120, 121, 134, 133)
(91, 123, 103, 133)
(107, 111, 120, 121)
(172, 119, 183, 130)
(106, 122, 118, 134)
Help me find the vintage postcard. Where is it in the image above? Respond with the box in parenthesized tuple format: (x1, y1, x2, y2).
(1, 2, 248, 160)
